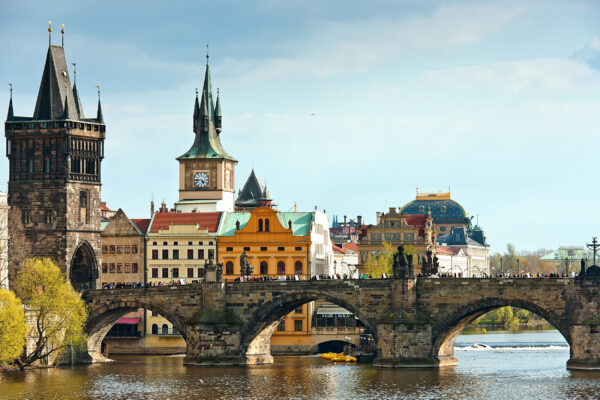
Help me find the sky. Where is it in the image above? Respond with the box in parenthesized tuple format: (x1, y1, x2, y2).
(1, 0, 599, 254)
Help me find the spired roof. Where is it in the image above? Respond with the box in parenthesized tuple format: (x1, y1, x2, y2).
(235, 170, 276, 208)
(33, 45, 79, 121)
(149, 212, 222, 233)
(177, 62, 236, 162)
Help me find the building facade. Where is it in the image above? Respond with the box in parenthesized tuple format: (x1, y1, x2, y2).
(436, 226, 490, 277)
(5, 40, 105, 290)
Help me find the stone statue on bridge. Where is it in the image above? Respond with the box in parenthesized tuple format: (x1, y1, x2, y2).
(393, 246, 414, 279)
(240, 250, 253, 278)
(204, 253, 223, 282)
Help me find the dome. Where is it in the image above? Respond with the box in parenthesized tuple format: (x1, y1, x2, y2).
(400, 195, 469, 224)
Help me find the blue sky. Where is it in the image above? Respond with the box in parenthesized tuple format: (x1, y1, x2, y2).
(1, 0, 599, 253)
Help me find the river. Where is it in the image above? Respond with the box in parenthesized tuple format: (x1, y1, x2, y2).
(1, 330, 599, 400)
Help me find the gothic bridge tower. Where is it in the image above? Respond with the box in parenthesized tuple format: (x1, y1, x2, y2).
(175, 55, 237, 212)
(5, 27, 105, 289)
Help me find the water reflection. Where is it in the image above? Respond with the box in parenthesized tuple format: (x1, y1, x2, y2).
(1, 332, 600, 400)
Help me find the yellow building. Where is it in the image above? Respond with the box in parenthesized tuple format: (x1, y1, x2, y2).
(144, 211, 223, 353)
(218, 206, 315, 353)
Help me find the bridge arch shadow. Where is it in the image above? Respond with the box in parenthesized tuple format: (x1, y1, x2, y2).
(432, 297, 571, 364)
(241, 291, 376, 362)
(86, 299, 187, 360)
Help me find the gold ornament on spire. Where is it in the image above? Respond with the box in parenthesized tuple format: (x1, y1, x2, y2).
(61, 23, 65, 47)
(48, 20, 52, 45)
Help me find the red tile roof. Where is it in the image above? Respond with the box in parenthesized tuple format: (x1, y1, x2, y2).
(100, 202, 112, 212)
(404, 214, 428, 226)
(436, 245, 459, 255)
(343, 243, 359, 253)
(149, 212, 222, 233)
(332, 243, 346, 254)
(131, 219, 151, 234)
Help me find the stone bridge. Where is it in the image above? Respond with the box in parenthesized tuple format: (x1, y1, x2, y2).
(82, 278, 600, 370)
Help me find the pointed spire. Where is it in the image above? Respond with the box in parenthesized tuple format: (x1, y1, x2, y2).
(96, 85, 103, 123)
(215, 88, 222, 133)
(71, 63, 85, 118)
(193, 88, 199, 132)
(62, 94, 70, 119)
(7, 83, 14, 121)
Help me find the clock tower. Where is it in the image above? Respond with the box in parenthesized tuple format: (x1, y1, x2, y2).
(175, 57, 237, 212)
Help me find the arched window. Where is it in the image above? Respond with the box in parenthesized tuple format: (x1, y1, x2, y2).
(419, 205, 425, 212)
(260, 261, 268, 275)
(265, 219, 270, 232)
(258, 219, 263, 232)
(151, 324, 158, 335)
(162, 324, 169, 335)
(277, 261, 285, 275)
(295, 261, 303, 275)
(226, 261, 234, 275)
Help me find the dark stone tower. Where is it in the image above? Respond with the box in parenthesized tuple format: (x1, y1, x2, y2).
(5, 38, 105, 290)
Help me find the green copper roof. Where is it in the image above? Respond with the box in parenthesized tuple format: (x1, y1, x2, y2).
(541, 247, 593, 261)
(277, 212, 314, 236)
(219, 212, 251, 236)
(177, 63, 236, 162)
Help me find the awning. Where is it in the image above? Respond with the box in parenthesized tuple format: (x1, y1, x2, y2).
(116, 318, 140, 325)
(316, 306, 352, 316)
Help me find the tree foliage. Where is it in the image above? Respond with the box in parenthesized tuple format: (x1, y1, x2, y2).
(488, 306, 515, 325)
(0, 289, 28, 365)
(364, 241, 395, 278)
(13, 258, 88, 366)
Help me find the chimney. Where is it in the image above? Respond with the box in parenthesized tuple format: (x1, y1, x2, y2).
(150, 200, 155, 216)
(376, 212, 382, 225)
(357, 215, 362, 227)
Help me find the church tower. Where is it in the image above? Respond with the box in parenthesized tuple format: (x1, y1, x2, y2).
(5, 26, 105, 290)
(175, 55, 237, 212)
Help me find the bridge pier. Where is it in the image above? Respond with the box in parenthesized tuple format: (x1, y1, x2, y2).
(567, 323, 600, 370)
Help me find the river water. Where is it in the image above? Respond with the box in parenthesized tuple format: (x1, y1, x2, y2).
(1, 330, 599, 400)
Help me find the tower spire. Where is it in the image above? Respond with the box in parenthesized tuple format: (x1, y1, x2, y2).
(61, 23, 65, 47)
(193, 88, 199, 132)
(48, 20, 52, 46)
(62, 94, 70, 119)
(7, 83, 14, 120)
(71, 63, 84, 118)
(215, 88, 222, 132)
(96, 85, 103, 123)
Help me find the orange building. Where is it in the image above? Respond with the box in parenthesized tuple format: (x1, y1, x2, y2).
(218, 206, 315, 353)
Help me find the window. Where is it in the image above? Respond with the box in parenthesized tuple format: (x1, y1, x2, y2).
(295, 261, 303, 275)
(404, 233, 414, 242)
(172, 268, 179, 278)
(110, 245, 116, 254)
(124, 263, 131, 273)
(79, 190, 89, 223)
(132, 263, 138, 273)
(163, 241, 168, 246)
(208, 241, 213, 246)
(208, 249, 214, 259)
(278, 247, 285, 251)
(187, 268, 194, 278)
(162, 268, 169, 278)
(198, 249, 205, 259)
(152, 249, 158, 259)
(187, 249, 194, 259)
(199, 241, 204, 245)
(244, 247, 250, 251)
(277, 261, 285, 275)
(152, 268, 158, 278)
(132, 245, 138, 254)
(226, 247, 233, 252)
(440, 226, 446, 232)
(258, 219, 263, 232)
(117, 246, 123, 254)
(260, 247, 267, 251)
(27, 159, 33, 173)
(277, 321, 285, 331)
(124, 245, 131, 254)
(441, 206, 446, 212)
(173, 241, 178, 246)
(260, 261, 268, 275)
(265, 219, 270, 232)
(162, 249, 169, 259)
(188, 241, 193, 246)
(117, 263, 123, 273)
(22, 210, 30, 224)
(294, 320, 302, 332)
(197, 268, 204, 278)
(295, 247, 302, 251)
(173, 249, 179, 260)
(153, 241, 157, 246)
(45, 210, 54, 224)
(226, 261, 234, 275)
(102, 245, 108, 254)
(162, 324, 169, 335)
(419, 205, 425, 212)
(102, 263, 108, 273)
(295, 306, 302, 314)
(151, 324, 158, 335)
(44, 158, 50, 173)
(109, 263, 115, 273)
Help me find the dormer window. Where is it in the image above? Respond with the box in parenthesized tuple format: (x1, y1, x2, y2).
(441, 206, 447, 212)
(419, 205, 425, 212)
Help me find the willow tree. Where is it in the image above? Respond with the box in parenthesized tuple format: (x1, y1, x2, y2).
(0, 289, 28, 365)
(13, 258, 88, 367)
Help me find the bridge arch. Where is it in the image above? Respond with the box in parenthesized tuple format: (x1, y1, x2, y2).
(241, 290, 376, 358)
(432, 297, 570, 363)
(86, 299, 187, 360)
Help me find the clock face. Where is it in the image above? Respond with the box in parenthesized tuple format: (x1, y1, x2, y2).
(225, 170, 231, 188)
(194, 172, 209, 188)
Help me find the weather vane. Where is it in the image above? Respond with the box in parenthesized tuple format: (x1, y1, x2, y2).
(206, 43, 209, 64)
(8, 83, 12, 98)
(95, 85, 101, 100)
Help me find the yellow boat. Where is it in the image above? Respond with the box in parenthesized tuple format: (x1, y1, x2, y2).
(331, 355, 357, 363)
(320, 352, 342, 360)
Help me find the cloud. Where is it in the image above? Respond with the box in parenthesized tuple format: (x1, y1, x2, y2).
(218, 2, 523, 81)
(572, 36, 600, 70)
(423, 59, 600, 92)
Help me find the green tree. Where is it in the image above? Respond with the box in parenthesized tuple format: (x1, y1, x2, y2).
(489, 306, 514, 325)
(13, 258, 88, 367)
(364, 241, 394, 278)
(0, 289, 28, 365)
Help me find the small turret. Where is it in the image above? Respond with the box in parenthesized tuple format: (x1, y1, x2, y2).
(215, 88, 222, 133)
(193, 89, 199, 132)
(7, 84, 14, 121)
(62, 94, 70, 119)
(96, 86, 103, 123)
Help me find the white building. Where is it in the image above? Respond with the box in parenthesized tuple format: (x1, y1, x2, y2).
(436, 226, 490, 277)
(332, 243, 359, 278)
(309, 210, 334, 276)
(0, 192, 8, 289)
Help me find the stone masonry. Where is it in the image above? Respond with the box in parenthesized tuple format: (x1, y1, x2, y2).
(83, 277, 600, 370)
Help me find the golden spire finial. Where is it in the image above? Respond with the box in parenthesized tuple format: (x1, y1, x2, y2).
(95, 85, 100, 100)
(61, 23, 65, 47)
(195, 88, 198, 96)
(72, 63, 77, 84)
(206, 43, 209, 65)
(48, 20, 52, 45)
